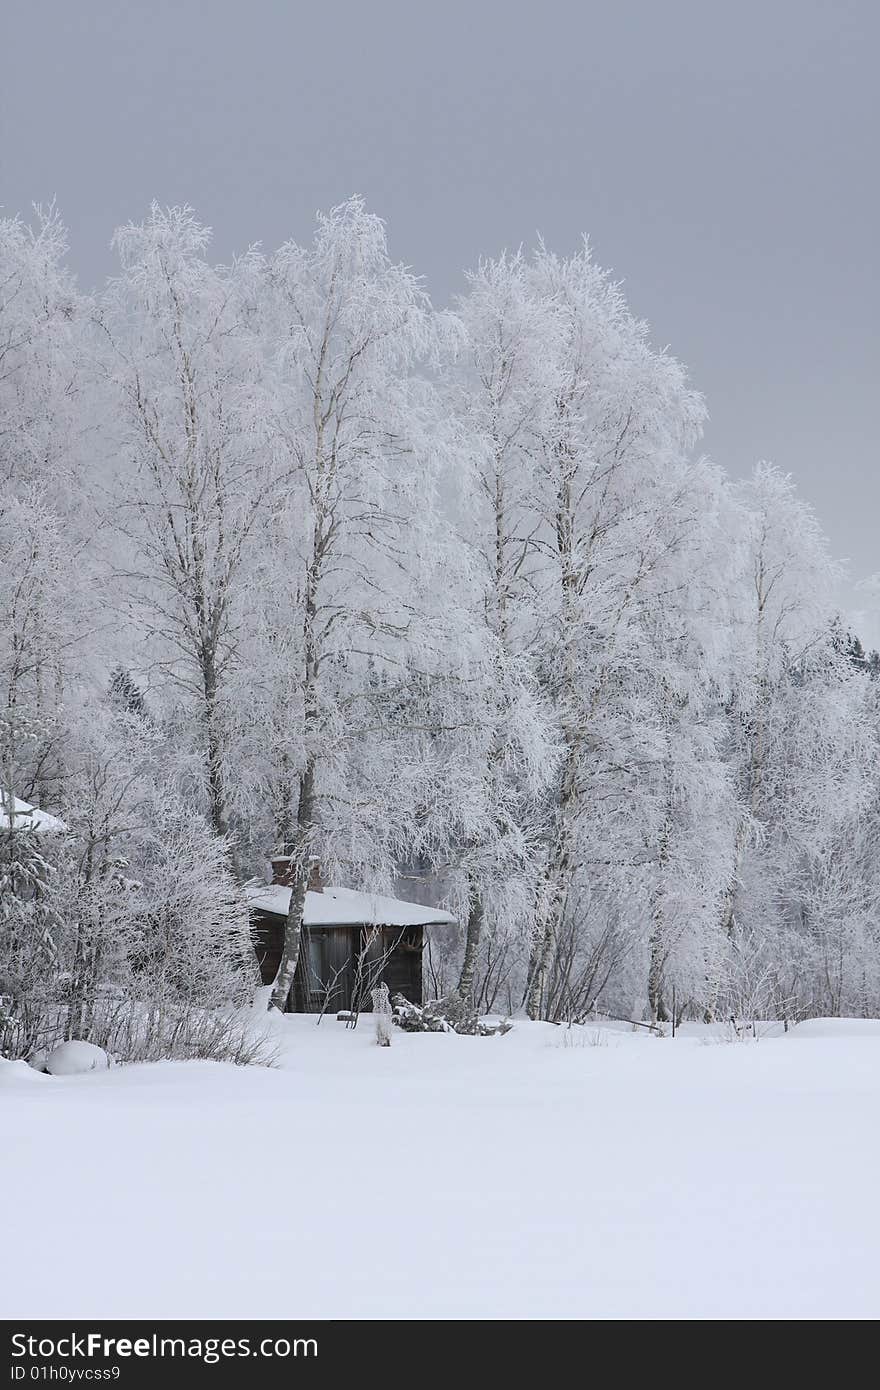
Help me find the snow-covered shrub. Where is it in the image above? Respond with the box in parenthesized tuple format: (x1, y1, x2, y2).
(392, 993, 512, 1037)
(86, 1004, 277, 1067)
(126, 794, 256, 1003)
(0, 820, 66, 1060)
(69, 791, 260, 1063)
(2, 756, 262, 1064)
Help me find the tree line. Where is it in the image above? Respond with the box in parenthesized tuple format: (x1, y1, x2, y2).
(2, 198, 879, 1059)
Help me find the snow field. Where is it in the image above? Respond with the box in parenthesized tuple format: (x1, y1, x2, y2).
(2, 1017, 878, 1320)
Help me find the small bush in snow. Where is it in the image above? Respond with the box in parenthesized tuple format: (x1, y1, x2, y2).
(392, 993, 512, 1036)
(84, 999, 279, 1067)
(553, 1027, 608, 1049)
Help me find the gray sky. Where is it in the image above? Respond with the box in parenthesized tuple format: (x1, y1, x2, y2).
(3, 1, 877, 615)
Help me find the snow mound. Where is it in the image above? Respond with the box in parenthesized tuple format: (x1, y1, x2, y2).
(0, 1059, 49, 1086)
(788, 1018, 880, 1039)
(45, 1041, 110, 1076)
(250, 984, 276, 1016)
(246, 987, 288, 1047)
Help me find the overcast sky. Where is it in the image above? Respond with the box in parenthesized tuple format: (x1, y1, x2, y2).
(3, 1, 878, 615)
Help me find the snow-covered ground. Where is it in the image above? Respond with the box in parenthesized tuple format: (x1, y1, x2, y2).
(3, 1016, 879, 1320)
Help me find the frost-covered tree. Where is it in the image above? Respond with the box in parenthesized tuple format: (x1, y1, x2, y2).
(100, 205, 270, 854)
(257, 198, 465, 1011)
(506, 241, 707, 1019)
(2, 192, 879, 1044)
(637, 547, 739, 1023)
(0, 208, 98, 815)
(449, 253, 560, 1001)
(0, 493, 94, 809)
(715, 465, 844, 1000)
(0, 815, 62, 1058)
(777, 647, 880, 1016)
(0, 206, 88, 509)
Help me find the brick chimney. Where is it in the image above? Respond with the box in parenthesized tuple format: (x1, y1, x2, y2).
(307, 857, 324, 894)
(270, 855, 296, 887)
(269, 855, 325, 893)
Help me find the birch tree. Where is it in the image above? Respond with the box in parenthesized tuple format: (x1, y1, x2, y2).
(0, 207, 95, 812)
(101, 205, 269, 856)
(0, 206, 88, 508)
(260, 198, 461, 1010)
(450, 253, 559, 1001)
(518, 241, 707, 1018)
(719, 463, 843, 940)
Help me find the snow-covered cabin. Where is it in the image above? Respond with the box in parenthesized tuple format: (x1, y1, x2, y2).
(0, 794, 67, 835)
(246, 858, 456, 1013)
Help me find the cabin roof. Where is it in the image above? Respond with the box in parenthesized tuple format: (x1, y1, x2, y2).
(0, 794, 67, 834)
(244, 881, 456, 929)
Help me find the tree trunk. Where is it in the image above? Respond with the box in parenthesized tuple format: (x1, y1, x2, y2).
(268, 338, 332, 1012)
(200, 645, 229, 839)
(647, 940, 669, 1023)
(647, 772, 673, 1024)
(274, 750, 296, 857)
(526, 441, 579, 1023)
(719, 814, 750, 938)
(525, 919, 555, 1021)
(457, 876, 485, 1002)
(270, 866, 308, 1013)
(525, 837, 571, 1020)
(269, 759, 316, 1012)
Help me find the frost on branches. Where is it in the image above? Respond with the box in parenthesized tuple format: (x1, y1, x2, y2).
(1, 195, 879, 1064)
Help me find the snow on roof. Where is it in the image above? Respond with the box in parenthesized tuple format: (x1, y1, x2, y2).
(0, 795, 67, 834)
(245, 881, 456, 928)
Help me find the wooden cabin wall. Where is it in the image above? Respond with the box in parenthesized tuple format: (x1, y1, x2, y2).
(357, 926, 423, 1009)
(378, 927, 423, 1003)
(295, 927, 357, 1014)
(252, 915, 282, 987)
(250, 913, 425, 1013)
